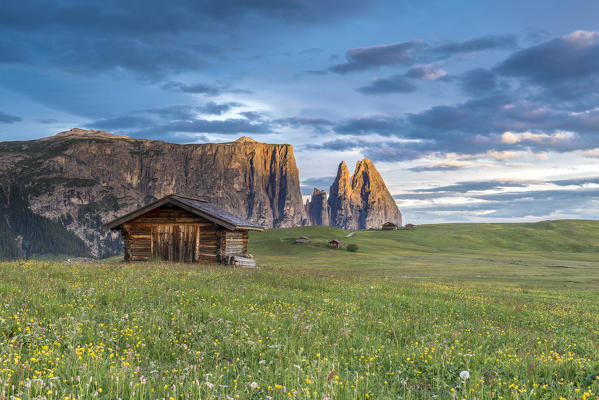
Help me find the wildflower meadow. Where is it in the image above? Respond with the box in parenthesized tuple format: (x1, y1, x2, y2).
(1, 221, 599, 399)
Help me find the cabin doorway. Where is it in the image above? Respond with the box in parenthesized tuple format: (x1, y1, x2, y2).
(151, 224, 201, 263)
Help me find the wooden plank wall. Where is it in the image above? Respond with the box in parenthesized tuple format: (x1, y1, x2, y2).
(122, 206, 221, 263)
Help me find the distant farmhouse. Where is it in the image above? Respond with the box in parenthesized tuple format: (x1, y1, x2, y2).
(102, 195, 263, 264)
(329, 239, 341, 248)
(295, 236, 310, 244)
(382, 222, 399, 230)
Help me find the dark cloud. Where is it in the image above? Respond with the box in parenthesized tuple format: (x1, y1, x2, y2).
(162, 81, 228, 96)
(305, 137, 433, 162)
(149, 102, 245, 119)
(0, 111, 21, 124)
(414, 179, 531, 193)
(330, 35, 516, 74)
(495, 31, 599, 108)
(430, 35, 517, 59)
(497, 31, 599, 85)
(458, 68, 506, 97)
(408, 162, 470, 172)
(239, 111, 265, 121)
(405, 95, 599, 154)
(110, 118, 274, 141)
(330, 41, 425, 73)
(356, 64, 447, 95)
(89, 115, 154, 131)
(324, 90, 599, 161)
(275, 117, 334, 132)
(343, 31, 599, 160)
(405, 64, 447, 81)
(364, 142, 433, 162)
(143, 105, 200, 120)
(0, 0, 369, 79)
(357, 74, 416, 94)
(87, 102, 272, 139)
(200, 101, 244, 115)
(164, 81, 254, 96)
(145, 118, 272, 135)
(304, 138, 369, 152)
(549, 176, 599, 187)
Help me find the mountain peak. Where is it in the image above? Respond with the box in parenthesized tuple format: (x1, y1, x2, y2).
(355, 158, 374, 168)
(55, 128, 131, 140)
(328, 158, 401, 229)
(234, 136, 259, 143)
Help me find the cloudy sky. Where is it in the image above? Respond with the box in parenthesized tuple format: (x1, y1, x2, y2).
(1, 0, 599, 224)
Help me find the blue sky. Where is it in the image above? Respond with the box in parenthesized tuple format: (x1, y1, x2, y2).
(1, 0, 599, 224)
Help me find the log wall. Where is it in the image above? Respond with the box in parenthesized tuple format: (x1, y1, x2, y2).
(223, 231, 249, 257)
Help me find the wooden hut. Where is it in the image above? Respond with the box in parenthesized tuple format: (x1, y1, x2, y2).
(329, 239, 341, 249)
(382, 222, 399, 231)
(102, 195, 263, 264)
(405, 223, 416, 229)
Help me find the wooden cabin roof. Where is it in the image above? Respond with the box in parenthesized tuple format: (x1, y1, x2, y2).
(382, 222, 398, 226)
(102, 194, 264, 232)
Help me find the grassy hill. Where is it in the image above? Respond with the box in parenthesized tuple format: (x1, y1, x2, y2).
(249, 220, 599, 287)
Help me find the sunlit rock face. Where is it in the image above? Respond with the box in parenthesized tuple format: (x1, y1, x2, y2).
(327, 159, 402, 230)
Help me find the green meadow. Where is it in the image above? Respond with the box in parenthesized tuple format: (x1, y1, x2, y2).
(1, 220, 599, 399)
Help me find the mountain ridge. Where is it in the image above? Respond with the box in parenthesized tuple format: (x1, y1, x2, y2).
(0, 129, 401, 258)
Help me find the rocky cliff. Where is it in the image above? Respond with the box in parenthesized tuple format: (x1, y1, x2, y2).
(0, 129, 307, 257)
(304, 188, 329, 226)
(316, 159, 402, 230)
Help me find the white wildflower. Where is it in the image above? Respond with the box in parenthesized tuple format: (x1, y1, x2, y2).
(459, 370, 470, 381)
(250, 381, 259, 389)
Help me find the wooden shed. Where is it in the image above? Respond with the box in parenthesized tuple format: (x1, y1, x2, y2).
(329, 239, 341, 249)
(102, 195, 264, 264)
(382, 222, 399, 230)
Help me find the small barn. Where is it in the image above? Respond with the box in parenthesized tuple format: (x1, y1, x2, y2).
(102, 195, 264, 264)
(382, 222, 399, 231)
(329, 239, 341, 249)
